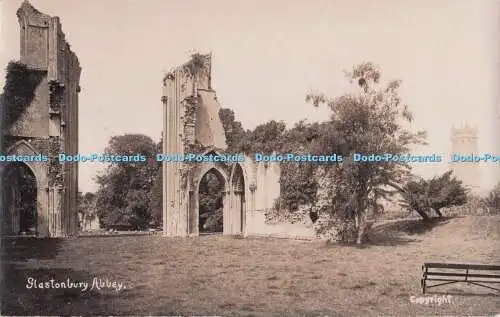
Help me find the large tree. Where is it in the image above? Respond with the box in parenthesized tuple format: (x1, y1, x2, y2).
(399, 170, 468, 220)
(219, 108, 247, 153)
(95, 134, 157, 230)
(306, 62, 427, 243)
(274, 120, 325, 213)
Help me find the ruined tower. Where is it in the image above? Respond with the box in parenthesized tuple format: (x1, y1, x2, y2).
(449, 124, 481, 194)
(161, 53, 235, 237)
(1, 1, 80, 237)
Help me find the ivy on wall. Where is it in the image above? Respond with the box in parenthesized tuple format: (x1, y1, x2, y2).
(163, 52, 211, 88)
(181, 53, 211, 81)
(47, 136, 63, 187)
(1, 61, 45, 130)
(183, 96, 198, 125)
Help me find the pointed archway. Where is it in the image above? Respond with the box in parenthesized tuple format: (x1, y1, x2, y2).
(1, 140, 50, 236)
(2, 162, 37, 235)
(198, 168, 226, 234)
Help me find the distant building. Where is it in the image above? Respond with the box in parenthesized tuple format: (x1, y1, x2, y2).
(78, 212, 100, 231)
(77, 191, 100, 231)
(449, 124, 481, 195)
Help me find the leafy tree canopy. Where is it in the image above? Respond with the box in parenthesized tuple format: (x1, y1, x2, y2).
(399, 170, 468, 220)
(95, 134, 158, 230)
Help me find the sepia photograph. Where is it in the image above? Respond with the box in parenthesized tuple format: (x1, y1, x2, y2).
(0, 0, 499, 315)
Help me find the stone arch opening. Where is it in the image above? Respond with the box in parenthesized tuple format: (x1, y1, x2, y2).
(202, 149, 220, 159)
(230, 163, 246, 234)
(198, 167, 226, 234)
(2, 162, 38, 235)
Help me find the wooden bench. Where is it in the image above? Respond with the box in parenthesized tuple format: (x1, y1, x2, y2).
(421, 263, 500, 294)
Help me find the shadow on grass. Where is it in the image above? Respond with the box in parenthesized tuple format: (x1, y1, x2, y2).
(1, 237, 63, 261)
(0, 237, 164, 315)
(373, 217, 451, 235)
(365, 217, 451, 247)
(320, 217, 452, 248)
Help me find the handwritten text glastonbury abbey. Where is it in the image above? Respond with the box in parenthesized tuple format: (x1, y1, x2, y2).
(26, 277, 125, 292)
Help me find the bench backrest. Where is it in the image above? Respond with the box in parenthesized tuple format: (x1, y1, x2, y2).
(423, 263, 500, 271)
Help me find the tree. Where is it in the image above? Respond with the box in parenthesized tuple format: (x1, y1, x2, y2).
(398, 177, 432, 220)
(399, 170, 468, 220)
(239, 120, 287, 155)
(305, 62, 427, 244)
(149, 137, 163, 227)
(198, 171, 224, 232)
(218, 108, 247, 153)
(95, 134, 157, 230)
(426, 170, 468, 217)
(483, 182, 500, 214)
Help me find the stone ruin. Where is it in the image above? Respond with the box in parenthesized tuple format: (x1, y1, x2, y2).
(0, 2, 315, 239)
(0, 1, 80, 237)
(161, 54, 316, 239)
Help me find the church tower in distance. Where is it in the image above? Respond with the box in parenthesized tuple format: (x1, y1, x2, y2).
(449, 124, 481, 194)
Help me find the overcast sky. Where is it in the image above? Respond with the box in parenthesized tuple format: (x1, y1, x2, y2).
(1, 0, 499, 192)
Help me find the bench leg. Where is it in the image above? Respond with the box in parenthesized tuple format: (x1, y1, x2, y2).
(421, 279, 426, 294)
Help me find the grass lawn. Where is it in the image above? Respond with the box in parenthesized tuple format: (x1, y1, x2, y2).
(1, 216, 499, 316)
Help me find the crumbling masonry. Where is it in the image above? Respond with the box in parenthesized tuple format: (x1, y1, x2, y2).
(161, 53, 284, 237)
(1, 1, 80, 237)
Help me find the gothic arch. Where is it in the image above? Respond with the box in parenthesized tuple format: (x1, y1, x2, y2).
(2, 139, 48, 236)
(6, 139, 39, 155)
(201, 147, 224, 157)
(5, 140, 45, 188)
(195, 164, 230, 194)
(230, 162, 248, 193)
(190, 165, 230, 235)
(2, 161, 38, 235)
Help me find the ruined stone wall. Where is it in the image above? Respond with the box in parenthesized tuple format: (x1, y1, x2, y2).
(162, 54, 228, 236)
(162, 54, 316, 239)
(196, 89, 227, 150)
(1, 2, 81, 237)
(235, 157, 314, 239)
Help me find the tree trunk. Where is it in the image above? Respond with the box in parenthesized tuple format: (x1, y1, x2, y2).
(356, 224, 365, 244)
(355, 194, 367, 244)
(356, 211, 370, 244)
(434, 208, 443, 218)
(415, 207, 430, 221)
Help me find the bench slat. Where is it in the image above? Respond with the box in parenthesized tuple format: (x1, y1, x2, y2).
(425, 278, 500, 284)
(424, 272, 500, 279)
(423, 263, 500, 270)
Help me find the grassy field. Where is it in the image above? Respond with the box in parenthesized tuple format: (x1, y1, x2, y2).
(1, 216, 499, 316)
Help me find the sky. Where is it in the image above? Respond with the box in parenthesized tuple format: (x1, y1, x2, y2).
(1, 0, 499, 193)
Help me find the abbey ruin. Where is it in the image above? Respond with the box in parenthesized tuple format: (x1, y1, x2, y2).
(161, 54, 317, 238)
(0, 1, 80, 237)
